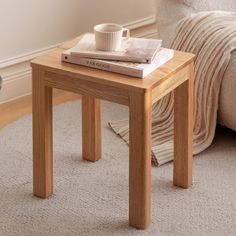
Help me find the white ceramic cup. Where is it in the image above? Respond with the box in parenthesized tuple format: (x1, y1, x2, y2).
(94, 23, 130, 51)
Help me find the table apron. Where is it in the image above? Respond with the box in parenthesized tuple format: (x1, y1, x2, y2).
(152, 64, 191, 104)
(44, 71, 130, 106)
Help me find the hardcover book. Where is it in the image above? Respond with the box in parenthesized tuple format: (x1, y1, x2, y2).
(69, 33, 162, 64)
(62, 47, 174, 78)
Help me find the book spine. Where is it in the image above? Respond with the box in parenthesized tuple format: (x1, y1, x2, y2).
(62, 54, 143, 78)
(70, 52, 148, 64)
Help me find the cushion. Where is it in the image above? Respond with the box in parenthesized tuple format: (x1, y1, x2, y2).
(156, 0, 236, 131)
(179, 0, 236, 11)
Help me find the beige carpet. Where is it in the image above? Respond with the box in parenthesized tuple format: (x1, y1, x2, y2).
(0, 100, 235, 236)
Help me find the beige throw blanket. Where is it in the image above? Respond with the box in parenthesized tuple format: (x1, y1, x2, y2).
(109, 12, 236, 166)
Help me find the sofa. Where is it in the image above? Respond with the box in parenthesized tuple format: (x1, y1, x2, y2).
(156, 0, 236, 131)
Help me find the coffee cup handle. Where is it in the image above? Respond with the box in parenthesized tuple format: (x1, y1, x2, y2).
(122, 28, 130, 39)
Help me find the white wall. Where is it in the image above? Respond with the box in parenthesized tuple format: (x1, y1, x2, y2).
(0, 0, 155, 62)
(0, 0, 156, 103)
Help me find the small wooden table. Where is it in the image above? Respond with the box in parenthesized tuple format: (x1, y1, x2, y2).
(31, 35, 195, 229)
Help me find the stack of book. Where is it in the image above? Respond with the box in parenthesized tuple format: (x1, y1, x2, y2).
(62, 33, 174, 78)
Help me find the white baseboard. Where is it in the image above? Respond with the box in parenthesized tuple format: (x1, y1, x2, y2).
(0, 58, 31, 103)
(0, 15, 157, 104)
(0, 43, 60, 70)
(123, 15, 156, 30)
(0, 78, 32, 104)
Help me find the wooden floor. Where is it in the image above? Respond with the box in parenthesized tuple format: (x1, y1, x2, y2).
(0, 90, 80, 129)
(0, 23, 158, 129)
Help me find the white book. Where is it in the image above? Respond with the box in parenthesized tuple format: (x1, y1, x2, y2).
(69, 33, 162, 64)
(62, 48, 174, 78)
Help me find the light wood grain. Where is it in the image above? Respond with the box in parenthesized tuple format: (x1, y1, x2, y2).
(173, 62, 194, 188)
(129, 91, 152, 229)
(152, 65, 190, 104)
(44, 71, 129, 106)
(82, 95, 101, 162)
(32, 67, 53, 198)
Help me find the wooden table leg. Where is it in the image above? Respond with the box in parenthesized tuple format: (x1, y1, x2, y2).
(129, 92, 152, 229)
(32, 67, 53, 198)
(82, 95, 101, 162)
(174, 64, 194, 188)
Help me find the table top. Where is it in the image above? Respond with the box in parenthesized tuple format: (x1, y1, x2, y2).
(31, 35, 195, 92)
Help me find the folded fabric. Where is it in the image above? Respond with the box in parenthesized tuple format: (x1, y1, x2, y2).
(109, 11, 236, 165)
